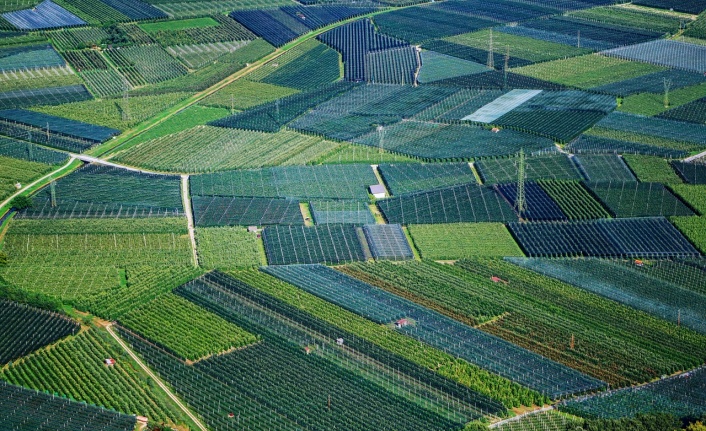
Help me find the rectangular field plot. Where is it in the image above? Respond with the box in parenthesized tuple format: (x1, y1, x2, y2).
(114, 127, 339, 173)
(417, 50, 489, 83)
(508, 217, 700, 257)
(378, 162, 476, 196)
(498, 25, 614, 51)
(262, 224, 365, 265)
(496, 182, 567, 221)
(265, 263, 603, 398)
(0, 155, 52, 201)
(591, 69, 706, 97)
(17, 165, 184, 219)
(119, 293, 258, 361)
(633, 0, 706, 14)
(0, 43, 64, 72)
(520, 16, 663, 47)
(0, 300, 79, 366)
(0, 136, 68, 164)
(447, 29, 592, 64)
(561, 366, 706, 419)
(362, 224, 413, 261)
(586, 182, 695, 218)
(97, 0, 166, 20)
(378, 183, 518, 225)
(596, 112, 706, 147)
(195, 226, 264, 269)
(538, 181, 611, 219)
(476, 154, 583, 185)
(512, 54, 663, 89)
(0, 381, 136, 431)
(105, 45, 188, 86)
(167, 41, 250, 70)
(566, 135, 688, 159)
(407, 223, 523, 259)
(373, 6, 495, 44)
(603, 40, 706, 74)
(192, 196, 303, 227)
(190, 164, 377, 200)
(672, 216, 706, 254)
(658, 96, 706, 125)
(0, 109, 119, 143)
(673, 161, 706, 184)
(310, 200, 374, 225)
(1, 218, 193, 268)
(2, 0, 85, 30)
(428, 0, 556, 23)
(353, 120, 554, 160)
(572, 154, 635, 182)
(622, 154, 683, 184)
(510, 258, 706, 334)
(0, 84, 92, 111)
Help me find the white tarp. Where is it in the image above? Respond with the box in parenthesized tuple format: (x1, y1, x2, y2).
(462, 89, 543, 123)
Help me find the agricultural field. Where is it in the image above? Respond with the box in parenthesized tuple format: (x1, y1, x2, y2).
(0, 328, 189, 425)
(2, 0, 706, 428)
(407, 223, 524, 259)
(119, 293, 258, 361)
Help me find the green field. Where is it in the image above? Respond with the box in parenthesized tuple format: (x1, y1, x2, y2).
(120, 293, 258, 361)
(671, 216, 706, 253)
(671, 184, 706, 214)
(512, 55, 664, 88)
(618, 82, 706, 116)
(1, 328, 188, 425)
(0, 156, 53, 201)
(114, 127, 340, 173)
(139, 17, 220, 33)
(200, 80, 299, 111)
(408, 223, 524, 260)
(196, 226, 265, 269)
(446, 30, 592, 63)
(622, 155, 683, 183)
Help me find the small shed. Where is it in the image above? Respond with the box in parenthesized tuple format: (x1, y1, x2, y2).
(247, 226, 259, 233)
(395, 319, 409, 328)
(336, 338, 344, 346)
(370, 184, 387, 199)
(634, 259, 644, 267)
(104, 358, 116, 366)
(14, 182, 21, 189)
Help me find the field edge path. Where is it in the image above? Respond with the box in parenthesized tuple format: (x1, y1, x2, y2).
(181, 174, 199, 267)
(105, 323, 209, 431)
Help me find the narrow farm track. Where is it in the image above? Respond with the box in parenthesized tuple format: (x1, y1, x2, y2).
(181, 174, 200, 267)
(0, 157, 79, 216)
(684, 149, 706, 163)
(105, 324, 209, 431)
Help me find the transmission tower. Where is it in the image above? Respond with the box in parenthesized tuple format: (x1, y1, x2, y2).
(50, 180, 57, 208)
(487, 29, 494, 69)
(663, 78, 673, 108)
(516, 149, 527, 219)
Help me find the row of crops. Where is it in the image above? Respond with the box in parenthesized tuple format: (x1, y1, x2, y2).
(561, 367, 706, 419)
(17, 165, 184, 219)
(509, 258, 706, 334)
(0, 381, 136, 431)
(115, 271, 472, 431)
(1, 328, 186, 423)
(0, 300, 79, 365)
(263, 264, 604, 398)
(340, 259, 706, 388)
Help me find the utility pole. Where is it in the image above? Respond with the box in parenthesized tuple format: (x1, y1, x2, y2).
(377, 125, 385, 154)
(50, 180, 57, 208)
(577, 30, 581, 48)
(122, 77, 130, 121)
(516, 149, 527, 220)
(487, 29, 494, 69)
